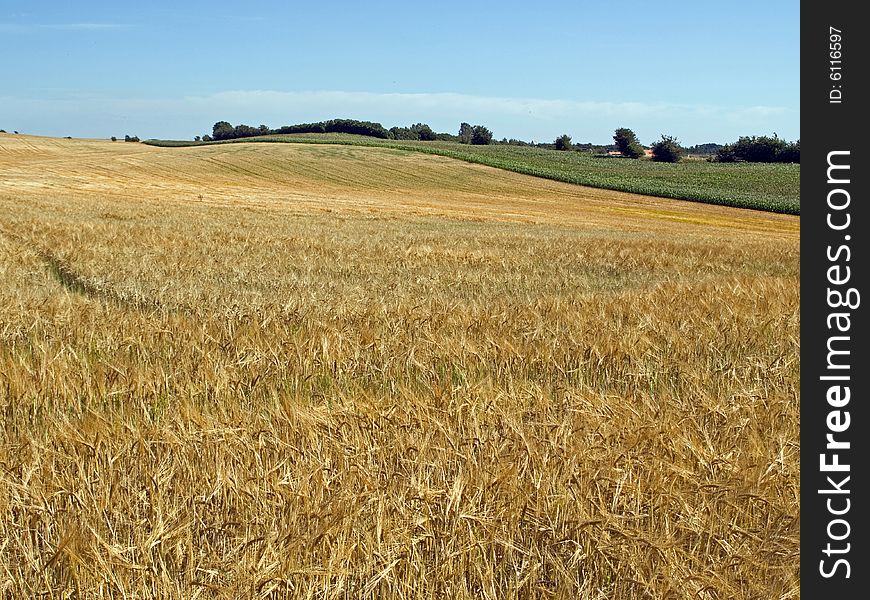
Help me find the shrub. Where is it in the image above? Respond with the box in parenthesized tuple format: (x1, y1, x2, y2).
(555, 134, 572, 151)
(110, 136, 117, 142)
(650, 135, 683, 163)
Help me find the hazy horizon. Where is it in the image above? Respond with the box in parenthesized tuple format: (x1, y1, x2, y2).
(1, 1, 799, 146)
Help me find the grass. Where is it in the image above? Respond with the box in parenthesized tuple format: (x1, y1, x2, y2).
(145, 133, 801, 214)
(0, 133, 800, 599)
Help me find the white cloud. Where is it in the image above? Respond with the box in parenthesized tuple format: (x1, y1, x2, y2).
(185, 90, 672, 121)
(0, 90, 799, 146)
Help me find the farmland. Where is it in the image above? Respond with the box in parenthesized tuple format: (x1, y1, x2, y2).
(146, 133, 801, 214)
(0, 134, 799, 599)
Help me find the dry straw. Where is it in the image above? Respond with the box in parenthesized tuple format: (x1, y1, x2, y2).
(0, 134, 799, 598)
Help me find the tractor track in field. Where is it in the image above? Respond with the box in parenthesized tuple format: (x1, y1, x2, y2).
(0, 225, 162, 312)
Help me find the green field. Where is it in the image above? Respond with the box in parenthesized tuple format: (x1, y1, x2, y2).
(145, 134, 801, 214)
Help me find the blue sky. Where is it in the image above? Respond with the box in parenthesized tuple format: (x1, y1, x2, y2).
(0, 1, 799, 145)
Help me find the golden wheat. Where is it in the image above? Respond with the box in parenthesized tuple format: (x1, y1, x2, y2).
(0, 133, 799, 599)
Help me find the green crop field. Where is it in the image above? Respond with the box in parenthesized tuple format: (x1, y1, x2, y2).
(146, 134, 801, 214)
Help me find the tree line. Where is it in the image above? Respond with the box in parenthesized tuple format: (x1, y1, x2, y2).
(198, 120, 798, 164)
(714, 135, 799, 163)
(547, 128, 799, 163)
(211, 119, 391, 141)
(207, 120, 494, 145)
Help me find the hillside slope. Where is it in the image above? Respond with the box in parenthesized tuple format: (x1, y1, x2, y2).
(0, 134, 799, 599)
(146, 133, 802, 214)
(3, 134, 797, 235)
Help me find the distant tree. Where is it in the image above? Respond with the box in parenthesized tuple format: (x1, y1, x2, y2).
(778, 139, 800, 163)
(411, 123, 436, 141)
(685, 142, 723, 156)
(212, 121, 234, 141)
(13, 131, 19, 134)
(124, 135, 131, 142)
(0, 130, 6, 133)
(714, 144, 737, 162)
(470, 125, 493, 145)
(714, 134, 799, 163)
(232, 124, 259, 138)
(554, 134, 572, 151)
(322, 119, 391, 138)
(201, 134, 212, 142)
(194, 135, 201, 142)
(458, 122, 473, 144)
(650, 135, 683, 163)
(613, 127, 644, 158)
(110, 136, 117, 142)
(389, 126, 417, 140)
(731, 135, 783, 162)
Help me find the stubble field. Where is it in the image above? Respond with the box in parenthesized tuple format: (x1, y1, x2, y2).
(0, 134, 800, 599)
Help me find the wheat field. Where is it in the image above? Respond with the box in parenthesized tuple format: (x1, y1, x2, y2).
(0, 133, 799, 599)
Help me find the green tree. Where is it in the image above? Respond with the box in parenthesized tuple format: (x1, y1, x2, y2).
(554, 134, 572, 151)
(212, 121, 234, 140)
(389, 126, 414, 140)
(650, 134, 683, 163)
(458, 122, 473, 144)
(613, 127, 644, 158)
(411, 123, 436, 141)
(470, 125, 493, 145)
(233, 124, 259, 138)
(715, 135, 798, 163)
(777, 139, 800, 163)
